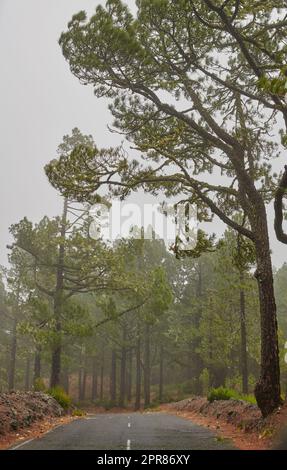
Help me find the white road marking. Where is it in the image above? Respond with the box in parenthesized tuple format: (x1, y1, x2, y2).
(11, 423, 64, 450)
(11, 438, 35, 450)
(127, 439, 131, 450)
(128, 422, 131, 428)
(43, 424, 62, 434)
(86, 417, 97, 420)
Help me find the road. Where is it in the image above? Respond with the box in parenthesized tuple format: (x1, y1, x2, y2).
(12, 412, 235, 450)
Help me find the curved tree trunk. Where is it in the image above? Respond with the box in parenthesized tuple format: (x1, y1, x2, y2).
(239, 274, 248, 395)
(274, 165, 287, 244)
(252, 200, 281, 416)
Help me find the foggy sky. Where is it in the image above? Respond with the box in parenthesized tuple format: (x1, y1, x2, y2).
(0, 0, 286, 269)
(0, 0, 125, 267)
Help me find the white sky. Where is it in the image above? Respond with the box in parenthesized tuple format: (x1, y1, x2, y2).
(0, 0, 286, 268)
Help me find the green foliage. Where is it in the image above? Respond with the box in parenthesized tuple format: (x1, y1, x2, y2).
(208, 387, 257, 405)
(72, 408, 86, 417)
(240, 395, 257, 405)
(47, 0, 281, 217)
(199, 368, 210, 396)
(208, 387, 235, 402)
(48, 386, 72, 410)
(147, 266, 173, 317)
(172, 230, 219, 259)
(43, 0, 286, 416)
(34, 377, 47, 392)
(258, 74, 287, 97)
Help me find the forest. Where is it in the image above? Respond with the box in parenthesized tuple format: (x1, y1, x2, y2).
(2, 0, 287, 452)
(1, 128, 287, 413)
(1, 207, 287, 409)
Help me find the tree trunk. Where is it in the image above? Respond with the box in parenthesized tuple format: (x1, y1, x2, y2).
(126, 350, 132, 402)
(159, 345, 164, 402)
(91, 357, 98, 401)
(119, 326, 127, 407)
(62, 369, 69, 394)
(144, 323, 151, 407)
(110, 350, 117, 402)
(252, 201, 281, 416)
(25, 356, 31, 391)
(239, 273, 248, 395)
(34, 347, 41, 383)
(8, 317, 17, 391)
(100, 365, 104, 401)
(82, 367, 87, 401)
(135, 336, 141, 410)
(194, 261, 203, 394)
(50, 198, 68, 388)
(50, 344, 61, 389)
(78, 349, 86, 401)
(78, 367, 83, 401)
(274, 165, 287, 244)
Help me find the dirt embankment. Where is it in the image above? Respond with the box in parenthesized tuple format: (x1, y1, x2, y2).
(161, 397, 287, 450)
(0, 391, 70, 449)
(0, 391, 63, 435)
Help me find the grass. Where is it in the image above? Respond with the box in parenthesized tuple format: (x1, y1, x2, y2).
(151, 381, 258, 406)
(72, 408, 86, 417)
(207, 387, 257, 405)
(48, 386, 72, 410)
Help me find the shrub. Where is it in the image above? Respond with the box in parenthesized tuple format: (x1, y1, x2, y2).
(241, 394, 257, 405)
(34, 377, 46, 392)
(72, 408, 86, 417)
(48, 386, 72, 410)
(207, 387, 257, 405)
(207, 387, 234, 402)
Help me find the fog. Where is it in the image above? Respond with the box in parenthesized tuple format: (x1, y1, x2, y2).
(0, 0, 286, 268)
(0, 1, 122, 264)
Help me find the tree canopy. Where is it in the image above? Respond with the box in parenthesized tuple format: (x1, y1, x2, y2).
(43, 0, 287, 416)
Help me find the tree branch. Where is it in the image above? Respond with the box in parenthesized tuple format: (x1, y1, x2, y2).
(94, 300, 147, 328)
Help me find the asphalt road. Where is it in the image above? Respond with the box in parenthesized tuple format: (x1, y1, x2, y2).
(12, 412, 235, 450)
